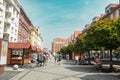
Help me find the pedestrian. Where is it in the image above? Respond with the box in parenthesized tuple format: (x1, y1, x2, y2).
(54, 54, 57, 63)
(43, 54, 47, 66)
(37, 53, 44, 66)
(66, 54, 69, 61)
(58, 54, 62, 65)
(95, 56, 101, 71)
(75, 55, 79, 65)
(31, 52, 37, 63)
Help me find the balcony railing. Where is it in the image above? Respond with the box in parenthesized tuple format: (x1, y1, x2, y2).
(3, 34, 9, 41)
(0, 4, 3, 12)
(5, 10, 12, 16)
(4, 19, 11, 25)
(4, 28, 10, 34)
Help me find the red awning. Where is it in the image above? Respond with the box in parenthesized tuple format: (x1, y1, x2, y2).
(37, 48, 41, 52)
(9, 42, 31, 49)
(31, 46, 37, 51)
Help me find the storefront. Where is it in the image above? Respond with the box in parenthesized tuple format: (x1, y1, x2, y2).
(0, 38, 8, 74)
(7, 42, 32, 65)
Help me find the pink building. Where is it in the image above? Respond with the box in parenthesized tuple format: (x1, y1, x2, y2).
(100, 4, 120, 20)
(52, 38, 68, 53)
(18, 7, 32, 43)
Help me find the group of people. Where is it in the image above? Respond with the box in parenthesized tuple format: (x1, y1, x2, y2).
(31, 52, 49, 67)
(54, 54, 62, 65)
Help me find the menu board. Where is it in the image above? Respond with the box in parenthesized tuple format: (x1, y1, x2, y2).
(0, 40, 8, 65)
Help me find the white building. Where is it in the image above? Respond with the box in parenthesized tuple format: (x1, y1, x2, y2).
(38, 33, 44, 50)
(0, 0, 20, 42)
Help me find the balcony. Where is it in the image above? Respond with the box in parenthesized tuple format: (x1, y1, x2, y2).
(5, 9, 12, 16)
(0, 7, 3, 12)
(4, 19, 11, 26)
(4, 28, 10, 34)
(0, 4, 3, 12)
(3, 34, 9, 41)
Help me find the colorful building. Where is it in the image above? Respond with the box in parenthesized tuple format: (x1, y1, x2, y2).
(0, 0, 20, 42)
(52, 38, 68, 54)
(18, 7, 31, 43)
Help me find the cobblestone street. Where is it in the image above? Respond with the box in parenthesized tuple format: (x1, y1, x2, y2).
(8, 59, 120, 80)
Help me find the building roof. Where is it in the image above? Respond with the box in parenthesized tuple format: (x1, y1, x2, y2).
(100, 4, 120, 20)
(9, 42, 31, 49)
(54, 38, 68, 43)
(74, 31, 82, 37)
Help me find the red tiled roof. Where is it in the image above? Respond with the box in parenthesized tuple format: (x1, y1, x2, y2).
(9, 42, 31, 49)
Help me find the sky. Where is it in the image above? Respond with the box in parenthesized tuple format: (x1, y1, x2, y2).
(20, 0, 119, 50)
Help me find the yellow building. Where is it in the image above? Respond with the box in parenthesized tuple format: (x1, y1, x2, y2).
(29, 26, 43, 51)
(30, 26, 39, 47)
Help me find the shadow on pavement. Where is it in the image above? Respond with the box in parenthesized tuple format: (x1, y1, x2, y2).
(79, 73, 120, 80)
(62, 60, 120, 80)
(0, 71, 21, 80)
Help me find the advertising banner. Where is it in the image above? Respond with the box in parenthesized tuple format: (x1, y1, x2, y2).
(0, 40, 8, 65)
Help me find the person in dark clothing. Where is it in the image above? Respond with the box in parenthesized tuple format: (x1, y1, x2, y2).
(58, 54, 62, 65)
(37, 53, 43, 66)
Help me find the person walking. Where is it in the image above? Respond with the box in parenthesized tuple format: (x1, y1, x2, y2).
(58, 54, 62, 65)
(66, 54, 70, 61)
(54, 54, 57, 63)
(43, 54, 48, 66)
(75, 55, 79, 65)
(31, 52, 37, 63)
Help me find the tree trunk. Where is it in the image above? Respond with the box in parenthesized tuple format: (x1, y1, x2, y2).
(88, 50, 91, 64)
(110, 49, 113, 70)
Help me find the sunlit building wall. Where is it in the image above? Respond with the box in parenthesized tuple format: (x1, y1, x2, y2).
(0, 0, 20, 42)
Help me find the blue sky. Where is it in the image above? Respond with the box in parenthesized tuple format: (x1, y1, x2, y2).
(20, 0, 118, 50)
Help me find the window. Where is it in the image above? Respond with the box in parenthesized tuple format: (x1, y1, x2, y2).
(10, 37, 13, 41)
(14, 38, 16, 41)
(11, 49, 23, 59)
(23, 49, 29, 59)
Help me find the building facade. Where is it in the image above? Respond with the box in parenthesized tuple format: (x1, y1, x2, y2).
(37, 32, 44, 49)
(30, 26, 43, 49)
(0, 0, 20, 42)
(52, 38, 68, 53)
(18, 7, 31, 43)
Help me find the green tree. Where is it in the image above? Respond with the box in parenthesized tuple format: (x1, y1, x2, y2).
(60, 46, 67, 54)
(88, 18, 119, 69)
(75, 35, 86, 60)
(67, 43, 75, 60)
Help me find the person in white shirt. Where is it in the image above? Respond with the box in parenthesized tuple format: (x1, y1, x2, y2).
(75, 55, 79, 65)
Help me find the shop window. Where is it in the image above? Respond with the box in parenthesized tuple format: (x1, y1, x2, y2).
(23, 49, 29, 59)
(11, 49, 23, 59)
(11, 49, 29, 59)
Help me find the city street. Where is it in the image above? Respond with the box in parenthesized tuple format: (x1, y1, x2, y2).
(9, 58, 120, 80)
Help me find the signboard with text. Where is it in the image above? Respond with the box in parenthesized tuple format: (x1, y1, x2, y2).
(0, 40, 8, 65)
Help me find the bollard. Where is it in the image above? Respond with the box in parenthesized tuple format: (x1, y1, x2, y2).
(13, 64, 19, 70)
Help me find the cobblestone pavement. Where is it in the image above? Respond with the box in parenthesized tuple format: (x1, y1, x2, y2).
(0, 66, 23, 80)
(9, 58, 120, 80)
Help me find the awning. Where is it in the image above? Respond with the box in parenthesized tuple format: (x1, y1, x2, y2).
(37, 48, 41, 52)
(9, 42, 31, 49)
(31, 46, 37, 51)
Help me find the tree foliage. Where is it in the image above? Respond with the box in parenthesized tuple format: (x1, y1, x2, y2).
(67, 43, 75, 53)
(87, 18, 119, 50)
(60, 46, 67, 54)
(75, 35, 86, 53)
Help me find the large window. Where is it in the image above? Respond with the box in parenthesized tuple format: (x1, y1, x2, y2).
(11, 49, 29, 59)
(11, 49, 23, 59)
(23, 49, 29, 59)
